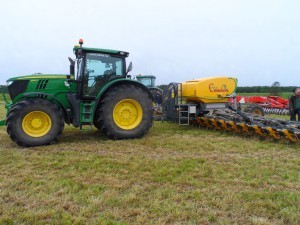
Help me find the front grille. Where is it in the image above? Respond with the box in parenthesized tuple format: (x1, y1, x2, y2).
(8, 80, 29, 100)
(36, 79, 49, 90)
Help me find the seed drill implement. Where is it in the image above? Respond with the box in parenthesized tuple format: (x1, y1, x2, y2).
(162, 76, 300, 143)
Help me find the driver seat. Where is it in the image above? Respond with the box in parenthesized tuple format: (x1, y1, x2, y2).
(103, 70, 113, 75)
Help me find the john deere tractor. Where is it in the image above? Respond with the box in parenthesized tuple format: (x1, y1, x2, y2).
(136, 75, 162, 98)
(136, 75, 163, 117)
(1, 39, 153, 147)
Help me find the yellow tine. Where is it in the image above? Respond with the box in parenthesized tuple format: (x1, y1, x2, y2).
(281, 129, 299, 143)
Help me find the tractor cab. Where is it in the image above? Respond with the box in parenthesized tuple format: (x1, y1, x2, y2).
(136, 75, 156, 88)
(71, 39, 132, 99)
(135, 74, 163, 115)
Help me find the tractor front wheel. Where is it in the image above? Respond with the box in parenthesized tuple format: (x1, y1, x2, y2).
(6, 98, 64, 147)
(96, 84, 153, 139)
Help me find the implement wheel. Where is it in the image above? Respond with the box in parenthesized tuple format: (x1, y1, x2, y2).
(95, 84, 153, 139)
(244, 104, 264, 116)
(6, 98, 64, 147)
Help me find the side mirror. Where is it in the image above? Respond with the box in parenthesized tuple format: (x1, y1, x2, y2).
(126, 62, 133, 75)
(70, 65, 75, 76)
(68, 57, 75, 76)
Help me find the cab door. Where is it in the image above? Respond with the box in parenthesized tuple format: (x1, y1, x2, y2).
(81, 53, 125, 98)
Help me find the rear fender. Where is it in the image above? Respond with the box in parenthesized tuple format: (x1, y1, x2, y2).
(94, 79, 153, 113)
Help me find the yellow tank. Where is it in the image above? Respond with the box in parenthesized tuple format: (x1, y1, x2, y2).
(181, 76, 237, 103)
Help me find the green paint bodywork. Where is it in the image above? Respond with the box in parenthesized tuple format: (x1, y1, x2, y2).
(8, 74, 75, 104)
(7, 74, 71, 82)
(73, 46, 129, 56)
(2, 74, 76, 125)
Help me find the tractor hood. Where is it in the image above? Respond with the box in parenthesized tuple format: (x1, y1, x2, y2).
(6, 74, 75, 102)
(7, 74, 68, 82)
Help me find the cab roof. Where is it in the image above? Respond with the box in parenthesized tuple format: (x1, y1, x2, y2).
(74, 46, 129, 57)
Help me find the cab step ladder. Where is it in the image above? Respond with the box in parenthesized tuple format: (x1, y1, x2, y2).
(79, 101, 95, 130)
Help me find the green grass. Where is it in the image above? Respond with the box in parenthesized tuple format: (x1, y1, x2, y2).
(0, 100, 8, 123)
(0, 93, 10, 102)
(0, 118, 299, 224)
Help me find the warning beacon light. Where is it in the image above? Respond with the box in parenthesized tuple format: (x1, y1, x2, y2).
(79, 38, 84, 47)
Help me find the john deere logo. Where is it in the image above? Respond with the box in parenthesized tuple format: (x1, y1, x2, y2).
(209, 83, 228, 92)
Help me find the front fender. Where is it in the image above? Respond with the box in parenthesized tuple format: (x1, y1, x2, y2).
(9, 92, 71, 124)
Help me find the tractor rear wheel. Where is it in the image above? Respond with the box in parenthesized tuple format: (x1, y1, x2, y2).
(6, 98, 64, 147)
(96, 84, 153, 139)
(244, 104, 264, 116)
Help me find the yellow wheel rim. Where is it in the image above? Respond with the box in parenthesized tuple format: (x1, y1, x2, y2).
(22, 111, 52, 137)
(113, 99, 143, 130)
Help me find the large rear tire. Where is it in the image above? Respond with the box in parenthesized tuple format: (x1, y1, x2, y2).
(6, 98, 64, 147)
(95, 84, 153, 139)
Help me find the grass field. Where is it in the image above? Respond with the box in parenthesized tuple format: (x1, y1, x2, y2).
(0, 94, 10, 102)
(0, 112, 300, 224)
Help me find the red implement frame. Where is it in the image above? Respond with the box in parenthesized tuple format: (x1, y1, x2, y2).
(235, 96, 289, 109)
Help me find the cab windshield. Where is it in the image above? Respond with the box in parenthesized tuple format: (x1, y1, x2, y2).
(85, 53, 124, 76)
(81, 53, 125, 97)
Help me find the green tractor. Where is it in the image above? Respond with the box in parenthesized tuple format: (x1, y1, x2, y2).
(136, 75, 163, 118)
(1, 39, 153, 147)
(136, 75, 162, 98)
(136, 75, 156, 88)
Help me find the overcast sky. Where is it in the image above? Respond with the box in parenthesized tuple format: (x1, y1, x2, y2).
(1, 0, 300, 86)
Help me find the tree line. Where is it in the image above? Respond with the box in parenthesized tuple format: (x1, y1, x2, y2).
(236, 86, 296, 94)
